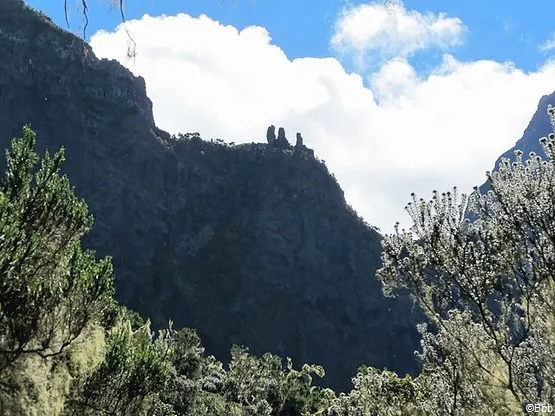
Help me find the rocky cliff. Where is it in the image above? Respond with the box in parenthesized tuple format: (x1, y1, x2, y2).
(0, 0, 423, 391)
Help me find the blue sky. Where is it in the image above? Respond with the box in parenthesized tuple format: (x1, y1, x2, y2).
(25, 0, 555, 232)
(28, 0, 555, 72)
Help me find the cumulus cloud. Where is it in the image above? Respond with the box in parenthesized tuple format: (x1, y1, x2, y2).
(330, 0, 466, 65)
(90, 12, 555, 233)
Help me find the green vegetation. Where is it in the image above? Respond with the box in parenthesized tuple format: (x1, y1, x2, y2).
(0, 125, 337, 415)
(2, 107, 555, 414)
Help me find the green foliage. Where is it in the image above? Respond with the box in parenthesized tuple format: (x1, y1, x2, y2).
(185, 390, 244, 416)
(0, 126, 114, 413)
(224, 345, 334, 416)
(328, 366, 423, 416)
(66, 318, 171, 415)
(148, 325, 217, 415)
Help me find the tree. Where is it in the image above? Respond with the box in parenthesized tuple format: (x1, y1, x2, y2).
(223, 345, 334, 416)
(328, 366, 423, 416)
(66, 318, 172, 415)
(0, 125, 115, 413)
(376, 106, 555, 415)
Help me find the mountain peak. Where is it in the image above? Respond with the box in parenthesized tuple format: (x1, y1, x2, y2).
(478, 90, 555, 194)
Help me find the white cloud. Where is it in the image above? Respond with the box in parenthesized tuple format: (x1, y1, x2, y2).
(90, 12, 555, 234)
(540, 33, 555, 52)
(330, 0, 466, 65)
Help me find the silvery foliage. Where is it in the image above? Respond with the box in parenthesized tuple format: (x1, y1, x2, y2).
(327, 366, 423, 416)
(376, 106, 555, 415)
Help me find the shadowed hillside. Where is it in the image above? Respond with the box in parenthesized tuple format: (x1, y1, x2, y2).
(0, 0, 423, 391)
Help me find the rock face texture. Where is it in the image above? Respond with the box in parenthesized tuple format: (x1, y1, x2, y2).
(0, 0, 423, 391)
(296, 132, 304, 148)
(276, 126, 290, 148)
(479, 92, 555, 193)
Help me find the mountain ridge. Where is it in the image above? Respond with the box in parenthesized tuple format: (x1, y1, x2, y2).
(0, 0, 423, 392)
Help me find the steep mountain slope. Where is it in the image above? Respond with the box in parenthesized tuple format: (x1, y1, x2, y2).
(479, 91, 555, 193)
(0, 0, 423, 391)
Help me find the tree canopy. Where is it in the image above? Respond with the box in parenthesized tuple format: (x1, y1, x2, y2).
(375, 105, 555, 414)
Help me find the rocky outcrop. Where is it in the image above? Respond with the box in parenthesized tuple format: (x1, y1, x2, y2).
(0, 0, 423, 392)
(266, 125, 276, 145)
(276, 126, 290, 148)
(266, 125, 309, 153)
(296, 132, 304, 148)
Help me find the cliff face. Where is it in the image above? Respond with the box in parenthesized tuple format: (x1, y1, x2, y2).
(0, 0, 423, 391)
